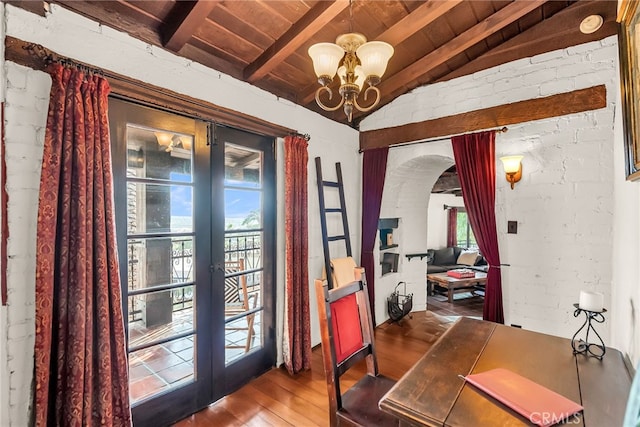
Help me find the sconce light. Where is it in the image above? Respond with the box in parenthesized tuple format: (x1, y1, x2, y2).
(500, 155, 523, 189)
(154, 131, 175, 152)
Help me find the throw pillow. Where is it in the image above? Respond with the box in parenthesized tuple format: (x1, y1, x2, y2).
(433, 247, 456, 265)
(457, 251, 479, 266)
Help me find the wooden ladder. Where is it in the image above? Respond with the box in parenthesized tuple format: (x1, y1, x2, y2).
(315, 157, 352, 290)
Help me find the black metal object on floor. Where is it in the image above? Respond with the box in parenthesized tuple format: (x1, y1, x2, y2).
(387, 282, 413, 322)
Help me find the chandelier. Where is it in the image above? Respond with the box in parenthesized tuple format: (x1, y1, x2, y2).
(308, 23, 393, 122)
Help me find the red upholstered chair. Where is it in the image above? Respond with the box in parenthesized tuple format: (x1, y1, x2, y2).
(314, 277, 399, 427)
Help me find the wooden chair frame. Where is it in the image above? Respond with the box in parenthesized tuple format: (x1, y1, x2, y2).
(225, 259, 257, 353)
(314, 278, 398, 427)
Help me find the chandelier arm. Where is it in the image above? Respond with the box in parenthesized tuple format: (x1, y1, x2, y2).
(352, 86, 381, 112)
(315, 86, 345, 112)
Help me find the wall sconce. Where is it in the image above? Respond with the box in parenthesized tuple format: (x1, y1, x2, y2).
(154, 131, 175, 152)
(500, 155, 523, 189)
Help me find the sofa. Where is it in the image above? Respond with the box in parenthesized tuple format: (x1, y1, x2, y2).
(426, 246, 488, 274)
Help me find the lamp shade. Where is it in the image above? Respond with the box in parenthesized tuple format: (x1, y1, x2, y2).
(154, 131, 174, 146)
(500, 155, 523, 173)
(308, 42, 344, 79)
(356, 41, 394, 78)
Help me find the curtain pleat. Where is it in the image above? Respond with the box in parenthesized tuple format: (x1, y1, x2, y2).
(34, 63, 132, 426)
(360, 147, 389, 325)
(283, 135, 311, 374)
(447, 207, 458, 247)
(451, 131, 504, 323)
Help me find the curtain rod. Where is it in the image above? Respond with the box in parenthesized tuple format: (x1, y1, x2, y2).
(24, 42, 105, 76)
(390, 126, 508, 150)
(288, 132, 310, 141)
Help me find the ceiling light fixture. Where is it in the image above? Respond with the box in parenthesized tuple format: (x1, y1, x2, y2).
(579, 15, 603, 34)
(307, 1, 393, 122)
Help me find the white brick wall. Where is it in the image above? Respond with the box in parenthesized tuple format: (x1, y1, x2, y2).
(2, 4, 360, 425)
(362, 37, 621, 344)
(3, 61, 49, 426)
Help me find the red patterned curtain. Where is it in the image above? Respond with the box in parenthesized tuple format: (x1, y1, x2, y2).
(360, 147, 389, 325)
(283, 135, 311, 374)
(34, 63, 131, 426)
(451, 131, 504, 323)
(447, 207, 458, 247)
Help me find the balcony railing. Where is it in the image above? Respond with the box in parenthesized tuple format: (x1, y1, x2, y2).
(127, 231, 262, 323)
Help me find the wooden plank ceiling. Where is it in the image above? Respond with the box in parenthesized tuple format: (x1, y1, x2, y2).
(47, 0, 617, 127)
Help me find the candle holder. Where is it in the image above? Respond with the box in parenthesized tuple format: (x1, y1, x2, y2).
(571, 303, 606, 360)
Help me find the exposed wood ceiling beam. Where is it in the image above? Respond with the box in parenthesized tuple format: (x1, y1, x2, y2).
(359, 85, 606, 151)
(54, 0, 163, 46)
(439, 0, 618, 83)
(432, 174, 461, 193)
(5, 1, 46, 17)
(377, 0, 464, 45)
(163, 1, 222, 52)
(377, 0, 547, 98)
(229, 152, 261, 168)
(300, 0, 461, 105)
(244, 0, 349, 83)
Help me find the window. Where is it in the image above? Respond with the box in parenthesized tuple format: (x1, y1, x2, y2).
(456, 209, 477, 249)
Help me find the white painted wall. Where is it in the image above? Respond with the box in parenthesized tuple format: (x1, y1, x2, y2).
(375, 143, 454, 319)
(427, 193, 464, 250)
(1, 4, 360, 425)
(362, 37, 624, 349)
(0, 3, 8, 425)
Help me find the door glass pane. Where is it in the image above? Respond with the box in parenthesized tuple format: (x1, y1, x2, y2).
(127, 237, 195, 292)
(128, 335, 195, 404)
(127, 183, 193, 234)
(225, 144, 262, 187)
(126, 125, 193, 181)
(128, 287, 195, 348)
(125, 122, 197, 404)
(224, 189, 261, 230)
(224, 143, 264, 364)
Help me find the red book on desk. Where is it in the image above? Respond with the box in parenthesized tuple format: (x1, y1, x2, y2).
(447, 269, 475, 279)
(463, 368, 583, 427)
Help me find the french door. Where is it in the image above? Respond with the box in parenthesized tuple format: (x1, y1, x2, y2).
(109, 98, 276, 426)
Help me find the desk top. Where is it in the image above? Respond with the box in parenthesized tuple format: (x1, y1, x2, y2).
(379, 317, 632, 426)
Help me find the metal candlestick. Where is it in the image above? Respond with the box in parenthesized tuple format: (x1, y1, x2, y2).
(571, 303, 606, 360)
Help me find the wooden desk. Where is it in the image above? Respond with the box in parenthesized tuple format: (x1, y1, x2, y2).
(426, 272, 487, 303)
(379, 317, 632, 426)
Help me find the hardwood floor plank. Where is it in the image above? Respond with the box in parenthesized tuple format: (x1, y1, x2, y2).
(241, 383, 323, 426)
(175, 307, 481, 426)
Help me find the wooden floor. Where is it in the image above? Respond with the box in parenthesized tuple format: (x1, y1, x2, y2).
(427, 289, 485, 318)
(174, 308, 479, 427)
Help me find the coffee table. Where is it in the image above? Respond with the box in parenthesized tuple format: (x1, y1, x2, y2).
(426, 271, 487, 303)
